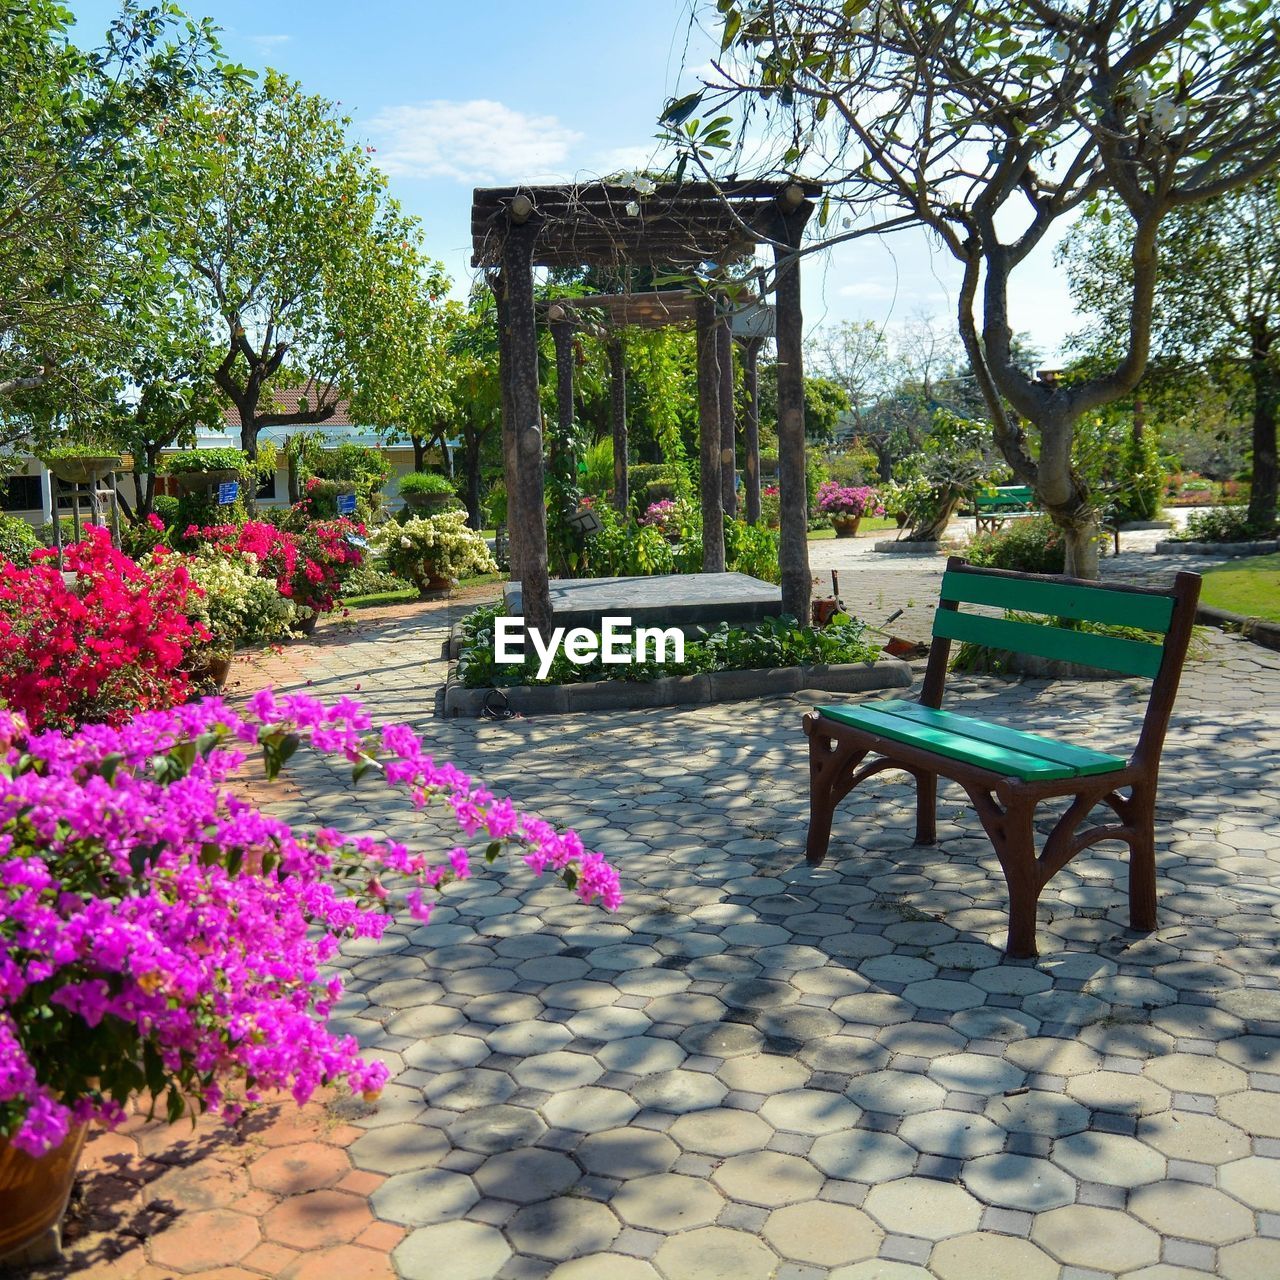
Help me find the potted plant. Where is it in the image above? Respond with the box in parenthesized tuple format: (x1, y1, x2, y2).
(374, 509, 497, 597)
(159, 447, 252, 492)
(398, 470, 459, 514)
(39, 446, 130, 486)
(0, 691, 621, 1263)
(816, 482, 883, 536)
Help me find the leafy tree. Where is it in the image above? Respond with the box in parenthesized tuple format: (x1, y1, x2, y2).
(160, 70, 431, 458)
(0, 1, 229, 442)
(1064, 177, 1280, 531)
(673, 0, 1280, 575)
(758, 367, 851, 443)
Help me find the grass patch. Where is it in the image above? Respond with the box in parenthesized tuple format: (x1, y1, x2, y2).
(1201, 553, 1280, 622)
(343, 571, 504, 610)
(808, 516, 899, 541)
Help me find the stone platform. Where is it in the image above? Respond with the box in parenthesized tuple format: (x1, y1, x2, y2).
(504, 572, 783, 632)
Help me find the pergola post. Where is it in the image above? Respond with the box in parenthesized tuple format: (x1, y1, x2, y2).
(737, 335, 764, 526)
(501, 210, 552, 635)
(770, 186, 814, 621)
(607, 336, 628, 513)
(717, 313, 737, 518)
(696, 295, 725, 572)
(490, 272, 522, 579)
(550, 310, 575, 472)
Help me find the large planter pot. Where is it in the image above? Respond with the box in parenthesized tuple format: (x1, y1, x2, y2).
(172, 468, 241, 493)
(412, 570, 452, 598)
(0, 1124, 89, 1266)
(187, 645, 235, 692)
(45, 456, 126, 486)
(294, 610, 320, 637)
(831, 514, 862, 538)
(404, 491, 456, 514)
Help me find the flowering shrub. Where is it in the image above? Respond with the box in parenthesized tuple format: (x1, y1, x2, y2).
(0, 526, 204, 730)
(187, 521, 301, 596)
(184, 547, 302, 647)
(0, 690, 621, 1157)
(817, 482, 883, 519)
(288, 518, 365, 615)
(375, 511, 497, 596)
(761, 484, 780, 527)
(639, 499, 679, 536)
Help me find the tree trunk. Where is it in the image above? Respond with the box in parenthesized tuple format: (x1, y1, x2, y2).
(412, 434, 427, 472)
(1247, 327, 1278, 532)
(717, 317, 737, 517)
(739, 336, 763, 525)
(492, 274, 522, 579)
(607, 337, 628, 513)
(770, 198, 814, 620)
(463, 432, 483, 530)
(286, 439, 301, 505)
(696, 297, 725, 571)
(551, 318, 575, 481)
(501, 224, 551, 636)
(141, 445, 160, 519)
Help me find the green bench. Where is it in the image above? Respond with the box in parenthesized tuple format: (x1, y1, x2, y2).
(802, 557, 1202, 957)
(973, 485, 1038, 532)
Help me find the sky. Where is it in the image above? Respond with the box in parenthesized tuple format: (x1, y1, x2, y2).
(68, 0, 1081, 366)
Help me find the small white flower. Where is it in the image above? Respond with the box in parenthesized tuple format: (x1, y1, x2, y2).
(625, 200, 641, 217)
(400, 536, 412, 549)
(1048, 38, 1069, 60)
(633, 176, 656, 196)
(1149, 96, 1176, 129)
(1130, 81, 1150, 110)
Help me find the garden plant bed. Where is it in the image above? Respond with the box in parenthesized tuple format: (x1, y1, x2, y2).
(1155, 536, 1280, 556)
(443, 656, 912, 717)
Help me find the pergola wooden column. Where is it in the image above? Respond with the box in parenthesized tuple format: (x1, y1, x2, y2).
(472, 180, 819, 629)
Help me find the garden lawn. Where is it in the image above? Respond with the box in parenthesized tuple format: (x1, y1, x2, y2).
(1201, 553, 1280, 622)
(344, 571, 504, 609)
(808, 516, 898, 540)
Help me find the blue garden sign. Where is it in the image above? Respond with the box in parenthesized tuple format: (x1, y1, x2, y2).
(337, 492, 358, 516)
(217, 480, 239, 505)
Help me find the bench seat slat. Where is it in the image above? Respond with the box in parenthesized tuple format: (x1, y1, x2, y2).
(932, 608, 1165, 679)
(940, 571, 1174, 633)
(865, 700, 1128, 775)
(816, 702, 1125, 781)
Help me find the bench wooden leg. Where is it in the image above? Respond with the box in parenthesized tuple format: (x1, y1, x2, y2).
(914, 771, 937, 846)
(805, 729, 868, 867)
(1128, 790, 1158, 933)
(969, 788, 1041, 958)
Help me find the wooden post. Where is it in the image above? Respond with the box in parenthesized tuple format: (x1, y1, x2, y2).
(770, 186, 814, 620)
(490, 272, 522, 579)
(502, 218, 552, 635)
(608, 336, 628, 513)
(717, 315, 737, 517)
(550, 312, 575, 475)
(738, 335, 764, 526)
(696, 296, 725, 571)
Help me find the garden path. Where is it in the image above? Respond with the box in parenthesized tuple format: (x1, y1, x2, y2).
(60, 539, 1280, 1280)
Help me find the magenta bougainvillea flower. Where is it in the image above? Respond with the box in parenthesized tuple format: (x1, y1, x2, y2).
(0, 691, 622, 1156)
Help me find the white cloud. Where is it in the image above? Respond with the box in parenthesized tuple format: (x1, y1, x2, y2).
(248, 34, 291, 52)
(369, 99, 585, 184)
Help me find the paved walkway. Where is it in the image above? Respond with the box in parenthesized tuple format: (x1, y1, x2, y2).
(64, 533, 1280, 1280)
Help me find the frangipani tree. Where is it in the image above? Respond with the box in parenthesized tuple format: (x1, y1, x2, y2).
(672, 0, 1280, 575)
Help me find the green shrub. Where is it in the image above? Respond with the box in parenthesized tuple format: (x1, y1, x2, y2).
(629, 463, 690, 509)
(312, 443, 391, 490)
(485, 480, 508, 527)
(398, 470, 456, 496)
(340, 564, 413, 598)
(805, 452, 829, 517)
(1180, 505, 1276, 542)
(966, 515, 1066, 574)
(826, 450, 878, 487)
(159, 447, 250, 474)
(37, 516, 80, 547)
(0, 514, 38, 566)
(153, 495, 181, 527)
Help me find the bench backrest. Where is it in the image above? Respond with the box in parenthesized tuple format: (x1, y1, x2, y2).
(975, 486, 1036, 511)
(922, 558, 1202, 767)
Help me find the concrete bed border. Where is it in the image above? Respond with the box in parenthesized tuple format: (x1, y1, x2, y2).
(1196, 604, 1280, 654)
(443, 658, 914, 718)
(1154, 537, 1280, 556)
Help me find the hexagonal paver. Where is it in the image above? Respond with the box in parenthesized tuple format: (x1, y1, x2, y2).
(986, 1089, 1089, 1137)
(394, 1220, 512, 1280)
(680, 1022, 765, 1057)
(1142, 1052, 1247, 1096)
(759, 1088, 862, 1135)
(1004, 1036, 1102, 1076)
(512, 1050, 604, 1091)
(350, 1123, 449, 1175)
(596, 1036, 686, 1075)
(1051, 1132, 1166, 1188)
(485, 1019, 573, 1057)
(1128, 1181, 1255, 1245)
(611, 1172, 725, 1230)
(577, 1128, 679, 1178)
(149, 1208, 259, 1272)
(447, 1104, 546, 1154)
(1219, 1238, 1280, 1280)
(543, 1086, 639, 1133)
(1065, 1071, 1172, 1116)
(667, 1107, 773, 1156)
(1220, 1154, 1280, 1212)
(717, 1053, 810, 1093)
(654, 1226, 778, 1280)
(800, 1035, 891, 1076)
(926, 1052, 1023, 1095)
(508, 1198, 621, 1260)
(962, 1152, 1076, 1212)
(264, 1188, 373, 1248)
(898, 1110, 1006, 1159)
(1032, 1205, 1160, 1272)
(1217, 1034, 1280, 1072)
(631, 1069, 727, 1114)
(863, 1177, 984, 1239)
(847, 1071, 947, 1116)
(712, 1150, 824, 1207)
(1139, 1111, 1250, 1164)
(549, 1258, 661, 1280)
(809, 1129, 918, 1182)
(831, 993, 916, 1026)
(901, 979, 987, 1011)
(930, 1232, 1059, 1280)
(1220, 1089, 1280, 1138)
(473, 1148, 580, 1203)
(423, 1067, 516, 1111)
(369, 1168, 478, 1227)
(763, 1202, 884, 1266)
(567, 1006, 651, 1040)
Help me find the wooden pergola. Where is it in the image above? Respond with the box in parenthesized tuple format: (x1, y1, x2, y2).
(471, 180, 818, 632)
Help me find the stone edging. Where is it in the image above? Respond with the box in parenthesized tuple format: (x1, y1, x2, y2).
(443, 659, 913, 717)
(1154, 537, 1280, 556)
(872, 539, 952, 554)
(1196, 604, 1280, 654)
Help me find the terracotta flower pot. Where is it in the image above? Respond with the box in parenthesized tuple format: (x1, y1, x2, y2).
(831, 514, 862, 538)
(294, 610, 319, 637)
(412, 570, 452, 598)
(187, 646, 235, 692)
(0, 1124, 88, 1265)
